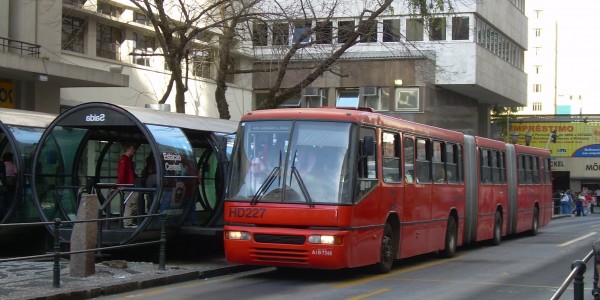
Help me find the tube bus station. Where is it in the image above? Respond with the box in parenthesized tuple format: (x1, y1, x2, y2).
(28, 102, 237, 245)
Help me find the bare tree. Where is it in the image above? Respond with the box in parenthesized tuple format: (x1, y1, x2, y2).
(213, 0, 459, 114)
(129, 0, 259, 114)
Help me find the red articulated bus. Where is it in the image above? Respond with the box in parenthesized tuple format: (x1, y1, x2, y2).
(224, 107, 552, 273)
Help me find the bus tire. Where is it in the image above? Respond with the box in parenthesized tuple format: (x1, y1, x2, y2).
(492, 211, 502, 246)
(371, 223, 395, 274)
(442, 217, 457, 258)
(530, 207, 539, 236)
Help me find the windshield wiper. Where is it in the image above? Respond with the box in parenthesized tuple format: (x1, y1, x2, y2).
(251, 151, 282, 205)
(290, 150, 314, 207)
(250, 166, 280, 205)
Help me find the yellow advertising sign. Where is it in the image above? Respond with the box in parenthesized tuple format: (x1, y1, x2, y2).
(0, 81, 14, 108)
(510, 122, 600, 157)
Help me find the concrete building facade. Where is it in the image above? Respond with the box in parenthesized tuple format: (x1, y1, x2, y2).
(0, 0, 253, 119)
(250, 0, 528, 137)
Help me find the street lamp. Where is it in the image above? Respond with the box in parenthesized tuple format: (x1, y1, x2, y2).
(525, 131, 532, 146)
(511, 132, 519, 144)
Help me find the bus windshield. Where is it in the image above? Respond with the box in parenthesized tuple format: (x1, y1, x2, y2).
(229, 120, 353, 204)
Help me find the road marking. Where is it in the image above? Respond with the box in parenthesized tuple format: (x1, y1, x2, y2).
(334, 256, 462, 288)
(347, 288, 390, 300)
(392, 277, 560, 289)
(558, 232, 597, 247)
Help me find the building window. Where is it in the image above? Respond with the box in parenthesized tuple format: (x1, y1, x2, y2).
(252, 22, 268, 46)
(191, 50, 213, 79)
(534, 10, 543, 19)
(452, 17, 469, 40)
(293, 20, 312, 44)
(134, 12, 151, 26)
(534, 47, 542, 55)
(358, 20, 377, 43)
(255, 92, 269, 110)
(302, 88, 327, 107)
(406, 19, 423, 41)
(63, 0, 85, 6)
(337, 21, 355, 43)
(383, 19, 400, 42)
(533, 84, 542, 93)
(364, 87, 390, 111)
(429, 17, 446, 41)
(62, 15, 85, 53)
(395, 87, 419, 111)
(97, 1, 123, 18)
(336, 88, 359, 107)
(534, 28, 541, 37)
(272, 22, 289, 46)
(534, 65, 542, 74)
(278, 92, 302, 108)
(532, 102, 542, 111)
(225, 56, 237, 84)
(96, 23, 122, 60)
(133, 33, 155, 66)
(315, 21, 333, 44)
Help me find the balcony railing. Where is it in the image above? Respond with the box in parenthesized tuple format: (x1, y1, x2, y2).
(0, 36, 41, 58)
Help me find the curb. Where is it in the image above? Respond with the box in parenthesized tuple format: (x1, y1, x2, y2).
(18, 265, 264, 300)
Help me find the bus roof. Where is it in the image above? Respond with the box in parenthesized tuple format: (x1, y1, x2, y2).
(243, 107, 464, 142)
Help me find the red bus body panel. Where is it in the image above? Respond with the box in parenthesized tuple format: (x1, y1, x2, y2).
(224, 108, 552, 270)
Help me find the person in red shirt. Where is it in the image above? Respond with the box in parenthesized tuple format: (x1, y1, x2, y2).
(119, 143, 138, 227)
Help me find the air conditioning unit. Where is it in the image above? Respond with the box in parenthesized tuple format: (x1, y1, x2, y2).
(363, 86, 378, 96)
(302, 87, 320, 97)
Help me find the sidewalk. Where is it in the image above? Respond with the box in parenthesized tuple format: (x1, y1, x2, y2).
(0, 256, 258, 300)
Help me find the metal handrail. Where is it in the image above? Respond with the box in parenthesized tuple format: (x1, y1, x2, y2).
(551, 250, 594, 300)
(0, 36, 41, 57)
(0, 212, 167, 288)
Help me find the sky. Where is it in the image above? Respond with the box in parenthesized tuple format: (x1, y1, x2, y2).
(551, 1, 600, 111)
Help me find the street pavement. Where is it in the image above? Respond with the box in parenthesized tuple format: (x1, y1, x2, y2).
(0, 213, 571, 300)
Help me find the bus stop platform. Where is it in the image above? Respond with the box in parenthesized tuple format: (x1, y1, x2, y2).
(0, 256, 259, 300)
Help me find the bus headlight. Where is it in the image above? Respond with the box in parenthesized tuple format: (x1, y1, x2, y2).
(226, 231, 251, 240)
(308, 235, 343, 245)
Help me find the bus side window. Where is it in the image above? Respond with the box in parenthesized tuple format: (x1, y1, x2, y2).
(432, 141, 445, 183)
(415, 138, 431, 184)
(382, 132, 401, 182)
(403, 136, 414, 184)
(446, 143, 457, 183)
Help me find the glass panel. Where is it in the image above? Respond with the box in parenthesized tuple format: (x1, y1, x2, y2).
(452, 17, 469, 40)
(404, 137, 414, 184)
(337, 89, 359, 107)
(230, 121, 352, 204)
(383, 19, 401, 42)
(147, 125, 196, 220)
(395, 88, 420, 111)
(429, 17, 446, 41)
(406, 19, 423, 41)
(35, 126, 88, 222)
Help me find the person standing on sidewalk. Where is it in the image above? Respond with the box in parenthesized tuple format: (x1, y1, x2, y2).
(118, 143, 139, 228)
(560, 190, 571, 215)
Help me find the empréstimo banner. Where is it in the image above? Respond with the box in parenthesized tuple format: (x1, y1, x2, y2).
(510, 122, 600, 157)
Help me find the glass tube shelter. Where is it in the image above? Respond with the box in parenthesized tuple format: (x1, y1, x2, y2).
(0, 107, 57, 226)
(31, 102, 237, 245)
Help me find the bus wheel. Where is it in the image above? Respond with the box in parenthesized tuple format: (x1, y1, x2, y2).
(530, 207, 539, 236)
(371, 223, 395, 274)
(492, 211, 502, 246)
(442, 217, 457, 258)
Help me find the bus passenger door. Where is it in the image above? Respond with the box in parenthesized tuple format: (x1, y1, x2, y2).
(401, 136, 431, 258)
